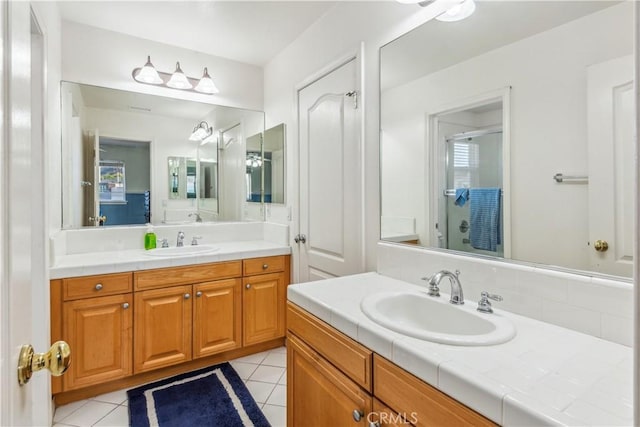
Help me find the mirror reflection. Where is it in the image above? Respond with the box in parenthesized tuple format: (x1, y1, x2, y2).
(245, 123, 286, 205)
(61, 81, 264, 228)
(380, 1, 634, 278)
(264, 123, 286, 204)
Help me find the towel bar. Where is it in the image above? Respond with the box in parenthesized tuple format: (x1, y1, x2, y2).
(553, 173, 588, 183)
(443, 189, 503, 196)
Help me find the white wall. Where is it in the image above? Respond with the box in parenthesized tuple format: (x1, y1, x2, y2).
(263, 2, 449, 272)
(381, 3, 632, 271)
(61, 21, 263, 110)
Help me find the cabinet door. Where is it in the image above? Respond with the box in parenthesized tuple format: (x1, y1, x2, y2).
(193, 278, 241, 358)
(134, 285, 192, 373)
(63, 294, 132, 390)
(243, 272, 285, 345)
(372, 399, 413, 426)
(287, 335, 372, 427)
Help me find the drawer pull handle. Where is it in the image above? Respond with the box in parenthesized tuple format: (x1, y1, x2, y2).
(122, 303, 129, 309)
(95, 283, 103, 291)
(196, 291, 203, 297)
(246, 284, 251, 289)
(352, 410, 364, 422)
(262, 264, 268, 269)
(184, 293, 191, 299)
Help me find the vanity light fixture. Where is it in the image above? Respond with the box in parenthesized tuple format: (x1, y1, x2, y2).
(246, 153, 263, 168)
(189, 121, 213, 142)
(132, 56, 220, 95)
(395, 0, 476, 22)
(435, 0, 476, 22)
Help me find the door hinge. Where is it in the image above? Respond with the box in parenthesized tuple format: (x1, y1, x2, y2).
(345, 90, 358, 109)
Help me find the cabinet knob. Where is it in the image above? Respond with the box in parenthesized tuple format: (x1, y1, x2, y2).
(196, 291, 202, 297)
(262, 264, 268, 270)
(184, 293, 191, 299)
(245, 284, 251, 289)
(353, 409, 364, 422)
(122, 303, 129, 309)
(95, 283, 103, 291)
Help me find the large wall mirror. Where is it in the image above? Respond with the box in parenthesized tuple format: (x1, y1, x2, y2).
(61, 81, 264, 228)
(380, 1, 634, 279)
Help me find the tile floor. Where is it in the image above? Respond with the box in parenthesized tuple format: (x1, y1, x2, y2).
(53, 346, 287, 427)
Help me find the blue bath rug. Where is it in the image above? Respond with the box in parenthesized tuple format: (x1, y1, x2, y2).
(127, 362, 270, 427)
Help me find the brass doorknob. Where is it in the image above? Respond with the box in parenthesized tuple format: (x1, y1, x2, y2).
(594, 240, 609, 252)
(17, 341, 71, 386)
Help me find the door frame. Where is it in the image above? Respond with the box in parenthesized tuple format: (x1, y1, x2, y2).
(425, 87, 512, 259)
(292, 44, 365, 284)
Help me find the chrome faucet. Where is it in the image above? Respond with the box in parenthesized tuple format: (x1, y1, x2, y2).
(189, 212, 202, 223)
(421, 270, 464, 305)
(176, 231, 185, 247)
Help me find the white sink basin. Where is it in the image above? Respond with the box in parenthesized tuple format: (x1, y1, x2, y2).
(360, 291, 516, 346)
(144, 245, 219, 257)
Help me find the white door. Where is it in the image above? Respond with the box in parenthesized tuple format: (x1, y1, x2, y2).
(1, 2, 53, 425)
(297, 57, 363, 282)
(587, 55, 634, 276)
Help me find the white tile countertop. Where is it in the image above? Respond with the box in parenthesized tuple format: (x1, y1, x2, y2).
(287, 272, 633, 426)
(50, 240, 291, 279)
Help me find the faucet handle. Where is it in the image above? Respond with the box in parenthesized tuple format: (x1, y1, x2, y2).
(420, 276, 440, 297)
(160, 238, 169, 248)
(191, 236, 203, 246)
(477, 291, 503, 314)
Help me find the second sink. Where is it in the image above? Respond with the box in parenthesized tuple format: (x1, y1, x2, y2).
(360, 291, 516, 346)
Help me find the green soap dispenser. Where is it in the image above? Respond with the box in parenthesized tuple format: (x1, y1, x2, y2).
(144, 224, 157, 250)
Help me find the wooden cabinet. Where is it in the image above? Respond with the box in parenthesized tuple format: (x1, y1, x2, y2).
(58, 274, 133, 391)
(52, 254, 289, 401)
(287, 302, 497, 427)
(134, 285, 193, 373)
(288, 335, 372, 427)
(194, 278, 242, 358)
(243, 256, 288, 346)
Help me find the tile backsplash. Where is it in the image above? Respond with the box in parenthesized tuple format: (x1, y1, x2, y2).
(377, 242, 633, 347)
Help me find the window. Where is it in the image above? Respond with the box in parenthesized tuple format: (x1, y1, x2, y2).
(99, 160, 126, 203)
(451, 140, 480, 189)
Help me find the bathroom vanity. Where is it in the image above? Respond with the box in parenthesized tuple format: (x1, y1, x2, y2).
(287, 273, 633, 426)
(49, 227, 290, 405)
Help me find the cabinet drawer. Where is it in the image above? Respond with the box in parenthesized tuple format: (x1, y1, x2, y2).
(134, 261, 242, 291)
(374, 355, 497, 427)
(63, 273, 132, 301)
(243, 256, 285, 276)
(287, 302, 372, 392)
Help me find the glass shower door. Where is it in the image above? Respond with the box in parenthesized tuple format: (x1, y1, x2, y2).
(444, 129, 503, 257)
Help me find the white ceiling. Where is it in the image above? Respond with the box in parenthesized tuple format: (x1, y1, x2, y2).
(57, 1, 337, 66)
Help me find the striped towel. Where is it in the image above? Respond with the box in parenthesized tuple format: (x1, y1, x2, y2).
(469, 188, 501, 252)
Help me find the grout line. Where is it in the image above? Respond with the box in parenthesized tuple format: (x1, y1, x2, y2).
(90, 404, 121, 427)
